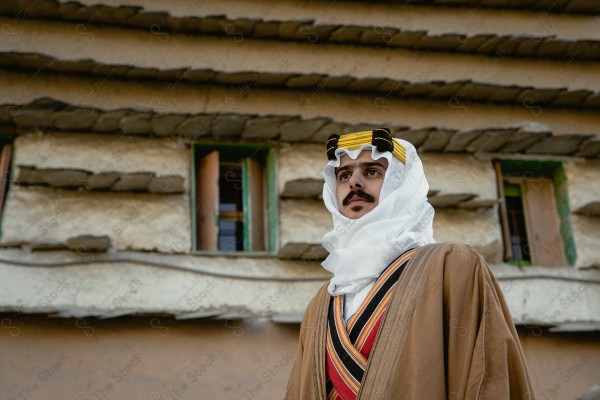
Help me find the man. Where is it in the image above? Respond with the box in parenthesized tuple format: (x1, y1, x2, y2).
(285, 128, 535, 400)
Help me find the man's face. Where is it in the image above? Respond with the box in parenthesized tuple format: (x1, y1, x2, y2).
(335, 151, 389, 219)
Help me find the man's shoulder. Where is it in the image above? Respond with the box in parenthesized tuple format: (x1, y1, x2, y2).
(406, 243, 493, 297)
(410, 242, 486, 271)
(414, 242, 481, 259)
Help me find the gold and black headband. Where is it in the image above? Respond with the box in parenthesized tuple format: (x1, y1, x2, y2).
(326, 128, 406, 163)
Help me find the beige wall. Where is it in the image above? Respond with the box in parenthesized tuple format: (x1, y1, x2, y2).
(0, 315, 298, 400)
(519, 328, 600, 400)
(1, 315, 598, 400)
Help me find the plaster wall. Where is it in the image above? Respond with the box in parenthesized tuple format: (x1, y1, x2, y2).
(13, 132, 190, 192)
(279, 198, 504, 263)
(565, 160, 600, 215)
(421, 153, 498, 204)
(570, 214, 600, 269)
(0, 186, 191, 253)
(0, 316, 598, 400)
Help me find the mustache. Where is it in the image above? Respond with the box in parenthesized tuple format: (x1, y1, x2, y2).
(342, 189, 375, 206)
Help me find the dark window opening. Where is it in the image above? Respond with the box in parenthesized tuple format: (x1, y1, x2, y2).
(218, 161, 244, 252)
(504, 184, 530, 265)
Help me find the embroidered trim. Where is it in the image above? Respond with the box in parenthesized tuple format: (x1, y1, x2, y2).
(325, 248, 417, 400)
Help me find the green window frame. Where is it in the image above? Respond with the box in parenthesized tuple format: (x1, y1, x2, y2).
(191, 143, 278, 254)
(494, 159, 575, 267)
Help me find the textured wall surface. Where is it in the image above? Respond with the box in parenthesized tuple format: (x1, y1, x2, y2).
(1, 186, 191, 253)
(0, 316, 598, 400)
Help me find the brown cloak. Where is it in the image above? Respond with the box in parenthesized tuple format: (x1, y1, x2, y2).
(285, 243, 535, 400)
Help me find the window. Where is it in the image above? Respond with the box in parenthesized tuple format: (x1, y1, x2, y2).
(494, 160, 575, 267)
(193, 143, 277, 253)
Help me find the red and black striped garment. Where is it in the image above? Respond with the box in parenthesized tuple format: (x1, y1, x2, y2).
(325, 248, 417, 400)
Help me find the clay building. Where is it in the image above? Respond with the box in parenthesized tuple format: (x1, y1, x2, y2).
(0, 0, 599, 399)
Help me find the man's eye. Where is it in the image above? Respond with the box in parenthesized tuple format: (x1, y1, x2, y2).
(366, 169, 380, 176)
(338, 172, 350, 181)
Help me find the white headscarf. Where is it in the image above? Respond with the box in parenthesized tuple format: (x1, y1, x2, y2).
(321, 138, 435, 296)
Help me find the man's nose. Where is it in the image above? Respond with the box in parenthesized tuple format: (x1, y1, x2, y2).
(349, 171, 364, 189)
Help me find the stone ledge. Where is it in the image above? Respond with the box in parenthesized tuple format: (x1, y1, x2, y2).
(66, 235, 111, 252)
(2, 49, 599, 110)
(13, 131, 190, 192)
(0, 185, 192, 254)
(277, 198, 503, 263)
(0, 248, 597, 326)
(0, 249, 329, 319)
(1, 0, 598, 60)
(490, 263, 600, 326)
(2, 73, 599, 153)
(16, 167, 185, 193)
(278, 199, 330, 259)
(422, 153, 498, 207)
(2, 14, 600, 109)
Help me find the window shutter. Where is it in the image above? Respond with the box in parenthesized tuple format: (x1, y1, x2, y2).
(521, 178, 566, 266)
(265, 148, 277, 252)
(196, 151, 219, 251)
(242, 158, 265, 252)
(494, 161, 512, 261)
(0, 145, 11, 216)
